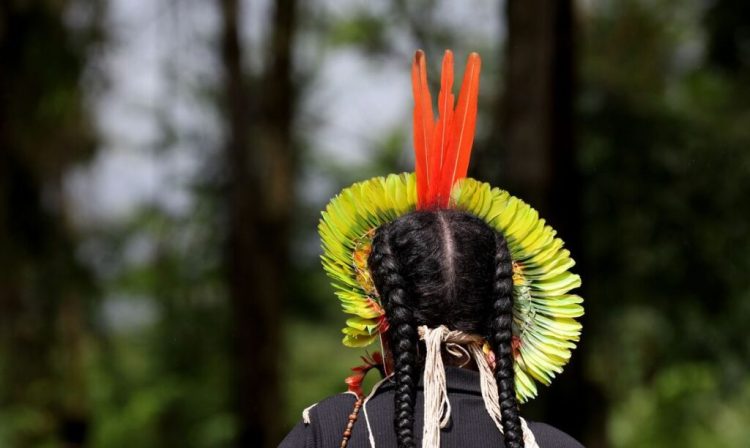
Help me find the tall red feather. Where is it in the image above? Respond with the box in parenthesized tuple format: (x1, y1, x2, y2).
(437, 52, 481, 206)
(411, 50, 434, 208)
(427, 50, 455, 207)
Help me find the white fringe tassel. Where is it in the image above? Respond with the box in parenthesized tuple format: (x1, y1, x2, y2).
(417, 325, 539, 448)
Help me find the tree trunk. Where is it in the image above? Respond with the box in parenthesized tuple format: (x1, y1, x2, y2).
(219, 0, 296, 446)
(503, 0, 567, 211)
(0, 2, 95, 445)
(501, 1, 605, 446)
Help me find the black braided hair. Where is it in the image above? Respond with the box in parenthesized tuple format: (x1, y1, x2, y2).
(369, 225, 418, 448)
(368, 209, 523, 448)
(489, 233, 524, 448)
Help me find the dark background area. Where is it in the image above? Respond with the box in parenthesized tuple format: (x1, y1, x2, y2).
(1, 0, 749, 447)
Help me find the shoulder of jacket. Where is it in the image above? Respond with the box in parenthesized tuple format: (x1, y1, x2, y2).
(302, 392, 359, 425)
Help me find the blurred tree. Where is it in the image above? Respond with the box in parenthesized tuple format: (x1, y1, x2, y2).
(500, 0, 576, 215)
(0, 0, 102, 446)
(220, 0, 297, 446)
(704, 0, 750, 72)
(496, 1, 606, 444)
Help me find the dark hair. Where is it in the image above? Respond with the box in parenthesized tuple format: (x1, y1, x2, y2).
(368, 209, 523, 448)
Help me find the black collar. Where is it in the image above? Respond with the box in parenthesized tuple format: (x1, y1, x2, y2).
(376, 366, 483, 396)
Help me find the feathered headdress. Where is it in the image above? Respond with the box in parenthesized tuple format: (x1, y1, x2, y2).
(318, 50, 583, 402)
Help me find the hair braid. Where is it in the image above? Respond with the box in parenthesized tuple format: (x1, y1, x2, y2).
(369, 226, 418, 448)
(489, 233, 525, 448)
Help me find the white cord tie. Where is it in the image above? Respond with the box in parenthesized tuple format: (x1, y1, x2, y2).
(417, 325, 539, 448)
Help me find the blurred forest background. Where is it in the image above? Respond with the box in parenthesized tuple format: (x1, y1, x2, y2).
(1, 0, 750, 447)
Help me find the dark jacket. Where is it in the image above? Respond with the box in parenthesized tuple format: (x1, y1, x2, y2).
(280, 367, 584, 447)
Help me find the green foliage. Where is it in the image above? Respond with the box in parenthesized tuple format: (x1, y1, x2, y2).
(329, 11, 389, 54)
(283, 319, 376, 428)
(610, 364, 750, 447)
(83, 199, 235, 448)
(581, 0, 750, 444)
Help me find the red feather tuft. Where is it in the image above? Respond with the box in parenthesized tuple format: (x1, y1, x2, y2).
(345, 351, 385, 397)
(410, 50, 481, 209)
